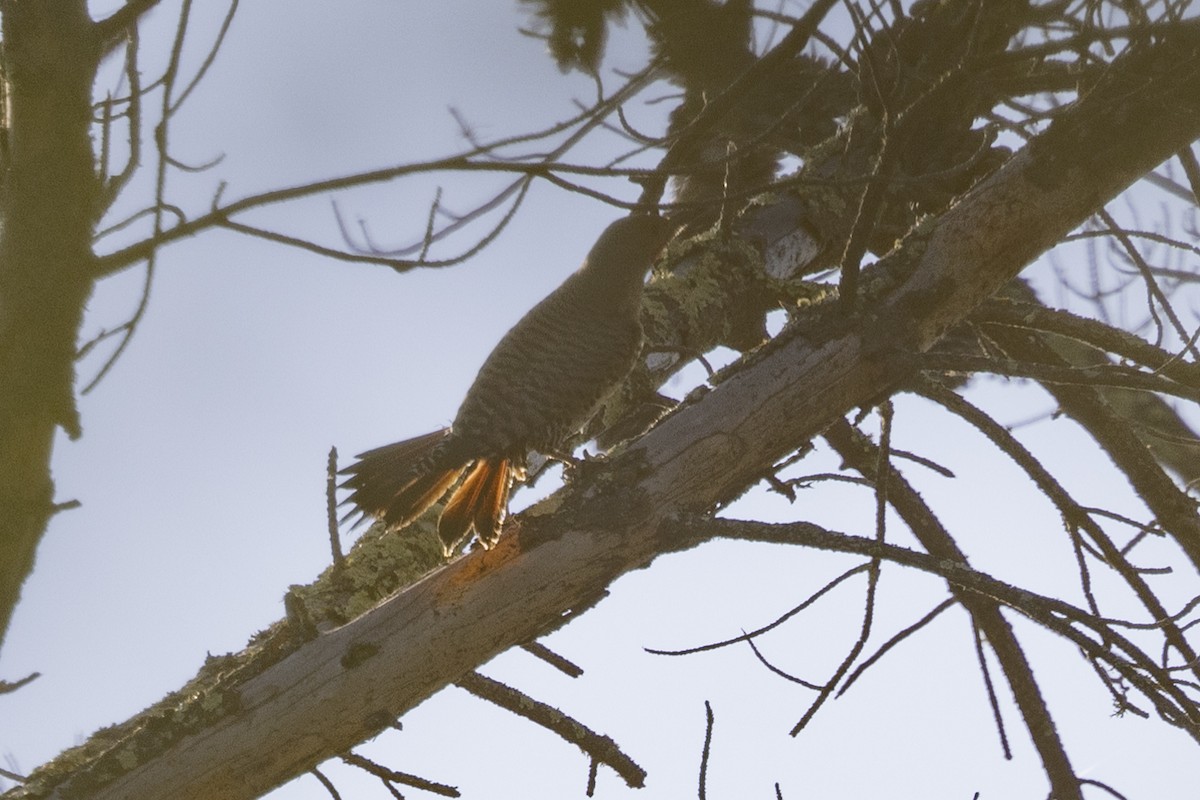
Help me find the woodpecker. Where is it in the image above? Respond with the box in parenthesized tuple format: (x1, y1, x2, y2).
(341, 214, 674, 557)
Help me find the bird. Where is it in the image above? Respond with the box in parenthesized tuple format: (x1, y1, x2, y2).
(340, 213, 674, 557)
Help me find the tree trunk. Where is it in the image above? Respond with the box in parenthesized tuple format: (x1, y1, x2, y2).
(0, 1, 100, 649)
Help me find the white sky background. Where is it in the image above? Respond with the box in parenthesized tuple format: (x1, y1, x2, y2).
(2, 1, 1199, 798)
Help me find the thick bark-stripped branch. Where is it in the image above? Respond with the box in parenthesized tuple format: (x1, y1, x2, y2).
(10, 19, 1200, 800)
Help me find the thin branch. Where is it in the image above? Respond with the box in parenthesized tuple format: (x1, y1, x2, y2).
(81, 0, 194, 391)
(1079, 778, 1133, 800)
(669, 515, 1200, 742)
(520, 642, 584, 678)
(0, 671, 40, 695)
(837, 2, 894, 310)
(169, 0, 238, 114)
(972, 620, 1014, 760)
(95, 0, 164, 53)
(308, 768, 340, 800)
(889, 448, 956, 478)
(0, 765, 26, 784)
(1062, 226, 1200, 259)
(455, 672, 646, 789)
(822, 420, 1086, 800)
(697, 701, 714, 800)
(977, 298, 1200, 387)
(914, 379, 1200, 683)
(326, 447, 344, 570)
(981, 322, 1200, 571)
(334, 176, 532, 270)
(644, 564, 869, 656)
(93, 157, 658, 278)
(95, 65, 663, 277)
(586, 758, 599, 797)
(1097, 207, 1200, 360)
(1177, 146, 1200, 205)
(919, 351, 1200, 405)
(837, 598, 957, 697)
(789, 410, 892, 737)
(743, 636, 824, 690)
(340, 752, 459, 798)
(220, 218, 452, 270)
(98, 23, 143, 209)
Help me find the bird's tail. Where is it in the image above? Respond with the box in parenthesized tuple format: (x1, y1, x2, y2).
(439, 457, 513, 555)
(339, 429, 514, 557)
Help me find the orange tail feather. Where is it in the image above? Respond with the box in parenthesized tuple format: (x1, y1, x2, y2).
(472, 458, 512, 550)
(342, 430, 515, 554)
(386, 463, 468, 530)
(438, 459, 512, 556)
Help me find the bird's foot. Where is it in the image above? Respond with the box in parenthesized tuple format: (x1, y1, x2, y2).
(551, 448, 610, 482)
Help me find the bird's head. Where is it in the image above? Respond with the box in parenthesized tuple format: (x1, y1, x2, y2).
(578, 214, 675, 291)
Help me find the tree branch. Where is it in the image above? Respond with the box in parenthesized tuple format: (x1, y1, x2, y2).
(664, 516, 1197, 735)
(824, 420, 1083, 800)
(94, 0, 164, 54)
(455, 672, 645, 789)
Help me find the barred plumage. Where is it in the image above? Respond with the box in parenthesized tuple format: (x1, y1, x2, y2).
(341, 214, 673, 556)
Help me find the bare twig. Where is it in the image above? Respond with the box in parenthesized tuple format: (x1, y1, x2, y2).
(914, 379, 1200, 684)
(95, 0, 165, 53)
(743, 636, 824, 690)
(308, 768, 340, 800)
(976, 298, 1200, 387)
(788, 409, 892, 737)
(972, 620, 1014, 760)
(1098, 207, 1200, 358)
(1177, 146, 1200, 205)
(823, 419, 1085, 800)
(668, 515, 1200, 742)
(455, 672, 646, 789)
(920, 351, 1200, 404)
(520, 641, 584, 678)
(698, 700, 714, 800)
(981, 323, 1200, 571)
(81, 0, 196, 392)
(169, 0, 238, 113)
(0, 671, 40, 695)
(644, 564, 869, 657)
(340, 752, 459, 798)
(837, 598, 957, 697)
(326, 447, 344, 570)
(98, 24, 143, 209)
(95, 65, 663, 279)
